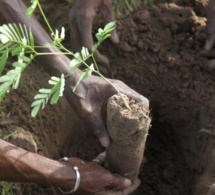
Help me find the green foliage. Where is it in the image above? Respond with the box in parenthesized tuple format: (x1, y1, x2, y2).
(0, 23, 35, 101)
(0, 0, 119, 118)
(0, 132, 14, 140)
(0, 182, 14, 195)
(51, 27, 65, 46)
(73, 64, 94, 92)
(113, 0, 141, 17)
(70, 47, 90, 73)
(95, 22, 115, 42)
(65, 0, 74, 4)
(26, 0, 38, 18)
(144, 0, 154, 6)
(0, 50, 8, 75)
(68, 22, 117, 91)
(0, 23, 35, 51)
(113, 0, 154, 17)
(31, 75, 65, 117)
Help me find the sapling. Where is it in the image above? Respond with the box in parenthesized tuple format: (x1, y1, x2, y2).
(0, 0, 128, 117)
(0, 1, 151, 190)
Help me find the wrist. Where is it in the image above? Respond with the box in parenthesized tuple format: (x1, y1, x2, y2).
(57, 157, 81, 194)
(47, 160, 76, 190)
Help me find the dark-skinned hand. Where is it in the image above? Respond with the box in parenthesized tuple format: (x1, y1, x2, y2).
(69, 0, 119, 65)
(56, 152, 140, 195)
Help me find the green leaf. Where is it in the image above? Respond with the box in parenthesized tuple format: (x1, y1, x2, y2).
(26, 0, 38, 18)
(50, 76, 60, 82)
(0, 92, 6, 101)
(0, 25, 14, 41)
(104, 21, 115, 31)
(0, 82, 10, 100)
(0, 75, 11, 83)
(0, 33, 10, 43)
(92, 43, 99, 52)
(39, 88, 52, 94)
(31, 104, 41, 117)
(103, 34, 111, 40)
(69, 58, 81, 71)
(69, 52, 82, 72)
(81, 47, 89, 59)
(8, 23, 21, 42)
(24, 25, 30, 44)
(31, 99, 44, 107)
(0, 49, 8, 75)
(48, 80, 57, 85)
(103, 28, 114, 35)
(12, 61, 26, 69)
(12, 74, 21, 89)
(34, 93, 49, 99)
(0, 42, 11, 52)
(31, 75, 65, 116)
(11, 46, 24, 56)
(50, 75, 65, 104)
(96, 33, 103, 42)
(73, 64, 94, 92)
(18, 55, 31, 63)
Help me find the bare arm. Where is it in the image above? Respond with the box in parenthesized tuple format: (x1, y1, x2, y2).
(205, 0, 215, 50)
(0, 0, 149, 147)
(0, 139, 132, 194)
(0, 139, 76, 188)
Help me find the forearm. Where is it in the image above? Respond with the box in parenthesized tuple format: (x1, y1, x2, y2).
(0, 140, 75, 189)
(0, 0, 87, 108)
(0, 0, 81, 78)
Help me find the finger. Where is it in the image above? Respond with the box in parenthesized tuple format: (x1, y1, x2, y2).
(112, 81, 149, 109)
(121, 179, 140, 195)
(89, 114, 110, 148)
(205, 35, 215, 51)
(92, 151, 106, 165)
(105, 178, 140, 195)
(109, 174, 132, 191)
(93, 127, 110, 148)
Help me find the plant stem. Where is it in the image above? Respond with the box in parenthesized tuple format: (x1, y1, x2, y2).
(37, 1, 55, 35)
(36, 52, 73, 56)
(95, 70, 131, 110)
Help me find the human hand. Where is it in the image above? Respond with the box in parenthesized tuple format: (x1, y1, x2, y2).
(56, 152, 138, 195)
(205, 0, 215, 50)
(69, 0, 119, 66)
(67, 75, 149, 147)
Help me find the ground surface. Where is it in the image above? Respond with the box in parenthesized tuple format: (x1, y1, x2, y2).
(1, 0, 215, 194)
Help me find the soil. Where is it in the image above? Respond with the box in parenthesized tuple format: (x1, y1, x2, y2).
(105, 94, 150, 182)
(1, 0, 215, 194)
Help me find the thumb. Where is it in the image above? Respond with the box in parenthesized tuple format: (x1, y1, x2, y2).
(89, 113, 110, 148)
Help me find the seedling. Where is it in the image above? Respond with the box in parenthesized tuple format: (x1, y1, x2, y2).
(0, 0, 130, 118)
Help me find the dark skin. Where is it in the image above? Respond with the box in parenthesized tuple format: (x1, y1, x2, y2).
(199, 0, 215, 63)
(205, 0, 215, 51)
(69, 0, 119, 66)
(0, 140, 132, 195)
(0, 0, 149, 194)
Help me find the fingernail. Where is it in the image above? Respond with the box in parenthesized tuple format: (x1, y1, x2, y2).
(124, 179, 132, 188)
(100, 137, 110, 147)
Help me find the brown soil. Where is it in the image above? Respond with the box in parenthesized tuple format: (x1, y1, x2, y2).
(1, 0, 215, 194)
(105, 94, 150, 182)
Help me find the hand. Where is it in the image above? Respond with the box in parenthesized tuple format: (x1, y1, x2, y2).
(205, 0, 215, 50)
(69, 0, 119, 66)
(56, 152, 141, 195)
(0, 0, 149, 148)
(66, 75, 149, 147)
